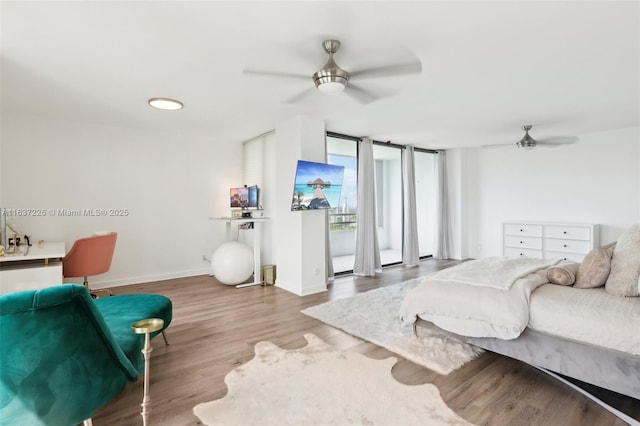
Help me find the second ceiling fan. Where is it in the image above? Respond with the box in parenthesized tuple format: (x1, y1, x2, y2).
(482, 125, 579, 150)
(243, 39, 422, 104)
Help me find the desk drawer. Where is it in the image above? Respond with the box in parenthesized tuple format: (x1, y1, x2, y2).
(505, 235, 542, 250)
(544, 225, 591, 241)
(504, 224, 543, 238)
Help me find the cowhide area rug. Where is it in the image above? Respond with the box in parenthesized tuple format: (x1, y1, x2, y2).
(193, 333, 474, 426)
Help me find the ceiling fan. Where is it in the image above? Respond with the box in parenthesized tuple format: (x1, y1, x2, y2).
(243, 39, 422, 104)
(482, 125, 579, 150)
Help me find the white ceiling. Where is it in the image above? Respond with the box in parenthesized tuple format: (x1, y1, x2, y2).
(2, 1, 638, 150)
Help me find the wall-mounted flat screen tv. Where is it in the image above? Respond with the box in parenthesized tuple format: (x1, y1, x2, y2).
(230, 187, 249, 208)
(291, 160, 344, 211)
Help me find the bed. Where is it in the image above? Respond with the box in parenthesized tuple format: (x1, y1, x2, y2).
(399, 251, 640, 400)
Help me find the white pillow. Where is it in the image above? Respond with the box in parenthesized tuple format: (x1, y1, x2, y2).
(605, 224, 640, 297)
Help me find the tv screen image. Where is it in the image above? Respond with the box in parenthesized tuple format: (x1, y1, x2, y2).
(230, 187, 249, 208)
(291, 160, 345, 211)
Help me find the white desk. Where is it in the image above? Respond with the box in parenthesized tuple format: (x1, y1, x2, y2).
(0, 242, 66, 294)
(210, 217, 269, 288)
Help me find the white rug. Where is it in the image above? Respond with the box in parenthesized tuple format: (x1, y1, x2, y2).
(301, 276, 483, 375)
(193, 333, 474, 426)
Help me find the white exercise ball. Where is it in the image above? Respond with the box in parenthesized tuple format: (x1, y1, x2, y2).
(211, 241, 254, 285)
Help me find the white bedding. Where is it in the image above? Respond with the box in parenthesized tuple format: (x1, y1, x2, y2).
(529, 284, 640, 355)
(431, 257, 560, 290)
(399, 268, 549, 340)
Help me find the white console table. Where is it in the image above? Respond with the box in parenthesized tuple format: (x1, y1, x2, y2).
(0, 242, 66, 294)
(209, 217, 269, 288)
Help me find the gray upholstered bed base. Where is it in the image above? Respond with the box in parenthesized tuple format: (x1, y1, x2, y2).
(414, 319, 640, 400)
(466, 328, 640, 400)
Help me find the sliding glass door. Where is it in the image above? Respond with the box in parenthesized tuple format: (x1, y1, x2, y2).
(326, 133, 436, 273)
(372, 143, 403, 265)
(327, 136, 358, 274)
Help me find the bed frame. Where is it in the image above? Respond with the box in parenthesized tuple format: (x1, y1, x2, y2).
(414, 319, 640, 400)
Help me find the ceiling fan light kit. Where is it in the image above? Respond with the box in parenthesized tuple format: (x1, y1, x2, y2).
(313, 40, 349, 93)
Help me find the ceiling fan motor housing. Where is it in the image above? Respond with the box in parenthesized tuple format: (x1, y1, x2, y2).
(313, 39, 350, 92)
(517, 125, 537, 149)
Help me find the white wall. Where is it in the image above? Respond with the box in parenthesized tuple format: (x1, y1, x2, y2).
(453, 126, 639, 259)
(241, 131, 275, 265)
(1, 113, 242, 287)
(415, 151, 436, 257)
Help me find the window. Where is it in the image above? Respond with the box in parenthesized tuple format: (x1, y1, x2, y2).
(327, 136, 358, 274)
(414, 150, 436, 258)
(372, 143, 403, 266)
(326, 133, 436, 273)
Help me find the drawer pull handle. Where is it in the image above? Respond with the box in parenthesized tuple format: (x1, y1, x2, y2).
(563, 257, 567, 260)
(520, 253, 523, 256)
(520, 229, 523, 232)
(563, 231, 567, 234)
(520, 241, 523, 244)
(563, 244, 567, 247)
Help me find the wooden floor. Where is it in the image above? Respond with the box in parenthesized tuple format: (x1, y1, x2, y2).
(93, 260, 639, 426)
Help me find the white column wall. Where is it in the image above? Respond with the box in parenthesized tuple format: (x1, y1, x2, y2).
(273, 115, 327, 296)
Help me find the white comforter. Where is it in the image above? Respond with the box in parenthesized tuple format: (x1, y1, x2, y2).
(399, 258, 552, 340)
(432, 257, 560, 290)
(529, 284, 640, 355)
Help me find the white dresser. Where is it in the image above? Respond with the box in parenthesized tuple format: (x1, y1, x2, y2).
(503, 222, 599, 262)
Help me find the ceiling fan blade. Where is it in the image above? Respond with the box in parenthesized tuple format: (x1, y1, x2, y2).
(537, 136, 579, 146)
(345, 83, 378, 104)
(284, 87, 316, 104)
(481, 144, 513, 149)
(349, 61, 422, 80)
(243, 68, 310, 80)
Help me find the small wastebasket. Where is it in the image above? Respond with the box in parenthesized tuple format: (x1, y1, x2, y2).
(261, 264, 276, 285)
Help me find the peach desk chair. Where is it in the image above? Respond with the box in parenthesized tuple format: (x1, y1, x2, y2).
(63, 232, 117, 298)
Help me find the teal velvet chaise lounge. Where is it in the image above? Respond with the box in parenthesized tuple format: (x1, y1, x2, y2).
(0, 284, 172, 425)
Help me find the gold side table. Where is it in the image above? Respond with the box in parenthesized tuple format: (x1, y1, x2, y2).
(131, 318, 164, 426)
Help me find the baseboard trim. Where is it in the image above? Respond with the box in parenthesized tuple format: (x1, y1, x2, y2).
(67, 268, 212, 289)
(276, 281, 327, 296)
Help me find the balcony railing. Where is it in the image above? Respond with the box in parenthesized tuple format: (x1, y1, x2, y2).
(329, 211, 356, 230)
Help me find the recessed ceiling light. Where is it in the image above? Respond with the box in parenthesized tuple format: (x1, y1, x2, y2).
(148, 97, 183, 111)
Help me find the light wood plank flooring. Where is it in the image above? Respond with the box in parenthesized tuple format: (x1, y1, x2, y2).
(93, 260, 639, 425)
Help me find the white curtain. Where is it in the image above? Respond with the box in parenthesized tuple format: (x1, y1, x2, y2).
(434, 151, 451, 259)
(402, 146, 419, 266)
(353, 138, 382, 276)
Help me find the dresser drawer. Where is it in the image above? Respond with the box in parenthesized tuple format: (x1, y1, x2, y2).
(504, 247, 543, 259)
(544, 225, 591, 241)
(504, 235, 542, 250)
(544, 238, 591, 254)
(544, 251, 586, 262)
(504, 224, 543, 238)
